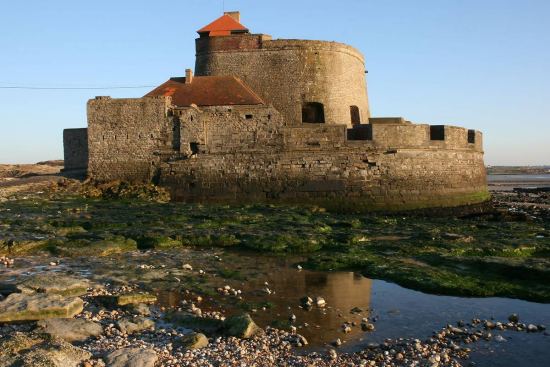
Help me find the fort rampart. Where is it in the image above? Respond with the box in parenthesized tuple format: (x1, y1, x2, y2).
(79, 96, 487, 210)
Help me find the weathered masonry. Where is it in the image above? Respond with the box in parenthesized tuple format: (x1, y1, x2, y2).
(63, 11, 489, 211)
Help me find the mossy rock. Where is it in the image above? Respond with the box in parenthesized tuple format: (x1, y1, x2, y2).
(223, 313, 262, 339)
(0, 293, 84, 322)
(97, 292, 157, 307)
(178, 332, 209, 350)
(136, 235, 181, 250)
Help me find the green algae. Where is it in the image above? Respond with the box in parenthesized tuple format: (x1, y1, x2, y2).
(0, 196, 548, 302)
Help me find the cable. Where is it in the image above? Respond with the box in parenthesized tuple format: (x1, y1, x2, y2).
(0, 85, 156, 90)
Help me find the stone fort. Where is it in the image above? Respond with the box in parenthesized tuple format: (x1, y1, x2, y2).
(63, 12, 488, 210)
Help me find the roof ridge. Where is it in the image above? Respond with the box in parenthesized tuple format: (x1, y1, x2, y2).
(231, 77, 265, 105)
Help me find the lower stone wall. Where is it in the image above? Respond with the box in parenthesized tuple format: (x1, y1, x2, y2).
(63, 128, 88, 171)
(160, 146, 488, 211)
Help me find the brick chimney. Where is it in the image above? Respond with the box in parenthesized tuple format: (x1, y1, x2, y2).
(185, 69, 193, 84)
(224, 11, 240, 22)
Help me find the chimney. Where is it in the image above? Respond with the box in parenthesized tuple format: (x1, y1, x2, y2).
(224, 11, 240, 22)
(185, 69, 193, 84)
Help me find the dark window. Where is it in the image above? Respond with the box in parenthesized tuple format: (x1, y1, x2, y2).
(468, 129, 476, 144)
(245, 114, 253, 120)
(347, 125, 372, 140)
(350, 105, 361, 125)
(302, 102, 325, 123)
(172, 120, 181, 151)
(190, 142, 199, 155)
(430, 125, 445, 141)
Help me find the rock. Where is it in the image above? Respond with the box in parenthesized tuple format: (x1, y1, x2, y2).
(295, 334, 308, 346)
(179, 332, 209, 350)
(315, 297, 326, 307)
(333, 338, 342, 347)
(300, 296, 313, 308)
(2, 274, 90, 297)
(99, 293, 157, 307)
(182, 264, 193, 271)
(350, 307, 363, 314)
(1, 334, 91, 367)
(494, 335, 507, 342)
(361, 322, 375, 332)
(37, 318, 103, 342)
(117, 316, 155, 334)
(0, 293, 84, 322)
(124, 303, 151, 316)
(104, 347, 157, 367)
(224, 313, 262, 339)
(0, 331, 43, 356)
(538, 324, 546, 331)
(508, 313, 519, 323)
(527, 324, 539, 332)
(328, 349, 337, 360)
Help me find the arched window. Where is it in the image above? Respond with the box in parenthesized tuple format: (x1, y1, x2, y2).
(350, 106, 361, 125)
(302, 102, 325, 123)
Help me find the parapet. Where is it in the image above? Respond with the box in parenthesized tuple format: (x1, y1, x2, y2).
(196, 34, 365, 63)
(346, 122, 483, 152)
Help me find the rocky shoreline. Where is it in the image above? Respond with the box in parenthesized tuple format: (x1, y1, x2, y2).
(0, 268, 548, 367)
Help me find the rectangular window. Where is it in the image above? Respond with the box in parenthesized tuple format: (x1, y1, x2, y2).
(430, 125, 445, 141)
(468, 129, 476, 144)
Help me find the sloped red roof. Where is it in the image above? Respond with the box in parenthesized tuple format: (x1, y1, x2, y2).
(144, 76, 264, 107)
(197, 14, 248, 35)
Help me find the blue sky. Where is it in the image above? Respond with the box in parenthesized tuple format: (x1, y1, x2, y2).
(0, 0, 548, 165)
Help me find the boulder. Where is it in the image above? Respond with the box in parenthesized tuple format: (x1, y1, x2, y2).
(104, 347, 157, 367)
(117, 316, 155, 334)
(37, 318, 103, 342)
(0, 293, 83, 322)
(0, 274, 90, 297)
(179, 332, 209, 350)
(224, 313, 262, 339)
(0, 334, 91, 367)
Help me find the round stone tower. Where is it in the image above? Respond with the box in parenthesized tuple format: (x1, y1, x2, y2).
(194, 13, 370, 127)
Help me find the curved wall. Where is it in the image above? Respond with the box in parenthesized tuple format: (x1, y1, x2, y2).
(195, 36, 370, 127)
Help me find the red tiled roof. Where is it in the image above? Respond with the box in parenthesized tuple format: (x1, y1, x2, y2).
(144, 76, 264, 107)
(197, 14, 248, 36)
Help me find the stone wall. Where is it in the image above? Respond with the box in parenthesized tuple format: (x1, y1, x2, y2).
(160, 146, 487, 210)
(87, 96, 172, 182)
(174, 105, 284, 156)
(63, 128, 88, 171)
(158, 108, 487, 210)
(81, 94, 487, 211)
(195, 37, 370, 127)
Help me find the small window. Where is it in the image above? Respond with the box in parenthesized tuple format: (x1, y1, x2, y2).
(350, 106, 361, 125)
(430, 125, 445, 141)
(245, 114, 253, 120)
(190, 142, 199, 155)
(302, 102, 325, 123)
(468, 129, 476, 144)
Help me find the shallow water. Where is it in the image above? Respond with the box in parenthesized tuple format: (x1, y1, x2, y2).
(2, 249, 549, 366)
